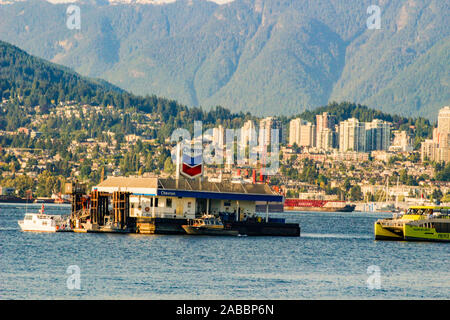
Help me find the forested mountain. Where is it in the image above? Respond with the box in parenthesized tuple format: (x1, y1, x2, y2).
(0, 40, 252, 135)
(1, 39, 434, 141)
(0, 0, 448, 118)
(0, 40, 123, 108)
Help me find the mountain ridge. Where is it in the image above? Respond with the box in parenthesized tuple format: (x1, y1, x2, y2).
(0, 0, 236, 5)
(0, 38, 435, 150)
(0, 0, 448, 118)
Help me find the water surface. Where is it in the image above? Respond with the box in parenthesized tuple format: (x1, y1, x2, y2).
(1, 204, 448, 299)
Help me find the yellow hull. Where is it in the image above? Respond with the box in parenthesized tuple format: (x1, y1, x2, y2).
(73, 228, 88, 233)
(375, 219, 450, 242)
(403, 224, 450, 242)
(374, 222, 403, 241)
(375, 206, 450, 242)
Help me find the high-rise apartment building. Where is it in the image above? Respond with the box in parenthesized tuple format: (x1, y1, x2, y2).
(212, 125, 224, 148)
(316, 112, 336, 150)
(339, 118, 366, 152)
(259, 117, 283, 146)
(240, 120, 257, 146)
(289, 118, 315, 147)
(365, 119, 391, 151)
(421, 106, 450, 163)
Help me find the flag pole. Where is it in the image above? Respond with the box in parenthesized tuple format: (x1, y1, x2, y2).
(176, 142, 181, 188)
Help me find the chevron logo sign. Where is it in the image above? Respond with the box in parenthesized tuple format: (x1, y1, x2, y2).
(181, 152, 202, 179)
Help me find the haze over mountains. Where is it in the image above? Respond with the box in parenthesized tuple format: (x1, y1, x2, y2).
(0, 0, 448, 118)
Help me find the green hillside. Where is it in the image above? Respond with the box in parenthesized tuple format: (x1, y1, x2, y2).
(0, 40, 123, 106)
(0, 40, 251, 135)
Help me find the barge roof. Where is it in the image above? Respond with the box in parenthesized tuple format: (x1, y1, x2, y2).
(95, 176, 283, 202)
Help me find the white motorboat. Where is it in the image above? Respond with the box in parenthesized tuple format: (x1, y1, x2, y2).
(18, 205, 71, 232)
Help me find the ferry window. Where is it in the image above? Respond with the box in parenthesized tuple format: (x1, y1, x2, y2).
(42, 221, 47, 226)
(25, 215, 32, 220)
(187, 202, 191, 208)
(224, 201, 231, 207)
(166, 198, 172, 208)
(154, 198, 158, 207)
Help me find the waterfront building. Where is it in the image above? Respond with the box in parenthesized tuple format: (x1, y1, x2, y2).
(94, 176, 283, 220)
(66, 174, 299, 236)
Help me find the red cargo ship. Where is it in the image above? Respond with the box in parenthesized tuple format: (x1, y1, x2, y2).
(284, 199, 355, 212)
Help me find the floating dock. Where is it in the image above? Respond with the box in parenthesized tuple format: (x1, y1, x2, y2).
(66, 176, 300, 237)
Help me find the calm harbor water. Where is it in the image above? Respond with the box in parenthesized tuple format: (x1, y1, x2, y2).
(1, 203, 449, 300)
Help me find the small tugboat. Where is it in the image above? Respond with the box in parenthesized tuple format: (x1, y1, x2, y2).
(18, 204, 71, 232)
(182, 215, 239, 236)
(374, 206, 450, 242)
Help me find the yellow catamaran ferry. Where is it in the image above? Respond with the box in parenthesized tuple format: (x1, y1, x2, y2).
(375, 206, 450, 242)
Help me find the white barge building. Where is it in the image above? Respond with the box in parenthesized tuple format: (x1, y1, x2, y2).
(68, 176, 300, 236)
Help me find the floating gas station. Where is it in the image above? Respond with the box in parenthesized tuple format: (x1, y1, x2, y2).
(66, 142, 300, 236)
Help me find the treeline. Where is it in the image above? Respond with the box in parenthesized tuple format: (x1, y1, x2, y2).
(435, 163, 450, 182)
